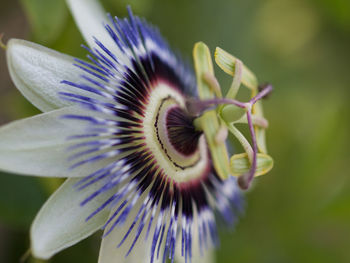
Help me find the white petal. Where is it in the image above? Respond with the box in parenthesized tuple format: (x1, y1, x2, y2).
(6, 39, 80, 112)
(31, 177, 111, 259)
(66, 0, 117, 52)
(66, 0, 133, 76)
(175, 215, 215, 263)
(175, 248, 215, 263)
(0, 106, 111, 177)
(98, 200, 163, 263)
(191, 249, 214, 263)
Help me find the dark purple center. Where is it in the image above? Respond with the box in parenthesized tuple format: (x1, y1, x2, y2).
(166, 107, 202, 156)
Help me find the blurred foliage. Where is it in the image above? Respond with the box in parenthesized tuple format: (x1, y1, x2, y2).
(0, 173, 46, 229)
(104, 0, 155, 14)
(0, 0, 350, 262)
(20, 0, 68, 44)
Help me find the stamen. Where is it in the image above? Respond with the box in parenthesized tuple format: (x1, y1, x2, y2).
(186, 84, 273, 189)
(202, 72, 221, 97)
(215, 125, 228, 144)
(225, 59, 242, 99)
(237, 108, 257, 190)
(237, 84, 272, 189)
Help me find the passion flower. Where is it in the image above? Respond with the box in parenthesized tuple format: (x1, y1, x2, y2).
(0, 0, 273, 262)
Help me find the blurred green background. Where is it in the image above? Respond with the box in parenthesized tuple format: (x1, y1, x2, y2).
(0, 0, 350, 262)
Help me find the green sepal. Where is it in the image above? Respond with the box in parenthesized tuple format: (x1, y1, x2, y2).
(215, 47, 258, 90)
(193, 42, 231, 179)
(230, 153, 273, 177)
